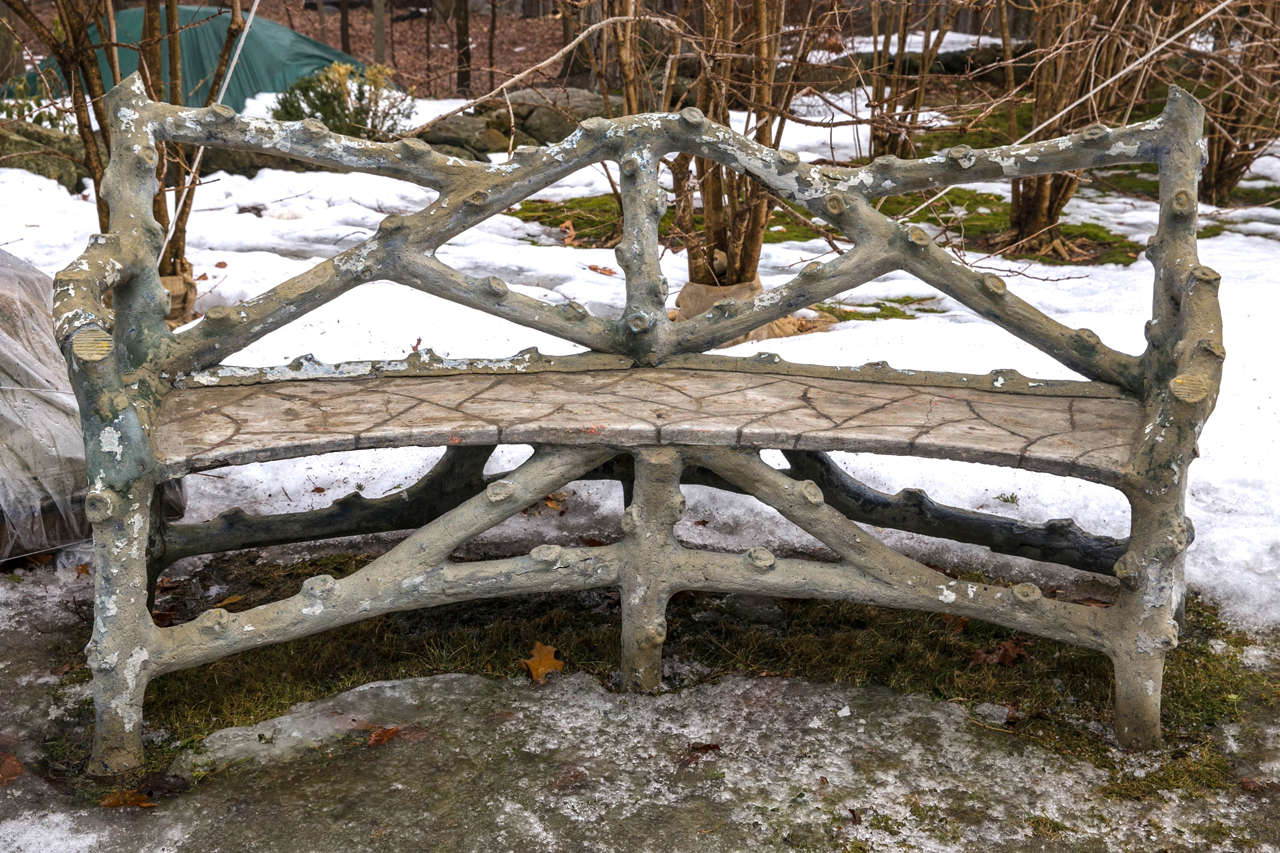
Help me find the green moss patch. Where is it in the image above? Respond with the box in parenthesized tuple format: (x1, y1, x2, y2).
(814, 295, 944, 322)
(507, 194, 826, 249)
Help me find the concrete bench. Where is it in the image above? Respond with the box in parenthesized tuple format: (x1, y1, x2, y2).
(55, 74, 1221, 776)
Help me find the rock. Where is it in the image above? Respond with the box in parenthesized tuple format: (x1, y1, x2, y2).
(972, 702, 1014, 726)
(430, 143, 487, 162)
(523, 105, 580, 144)
(475, 86, 628, 145)
(413, 113, 490, 149)
(474, 126, 511, 153)
(0, 122, 88, 191)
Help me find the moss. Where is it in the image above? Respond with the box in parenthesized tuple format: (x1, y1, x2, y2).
(1100, 740, 1234, 799)
(1026, 814, 1074, 840)
(506, 194, 825, 250)
(1198, 223, 1225, 240)
(866, 811, 901, 834)
(508, 185, 1142, 268)
(813, 296, 943, 323)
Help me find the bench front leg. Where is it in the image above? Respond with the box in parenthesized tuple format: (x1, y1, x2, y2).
(84, 480, 157, 777)
(619, 448, 684, 691)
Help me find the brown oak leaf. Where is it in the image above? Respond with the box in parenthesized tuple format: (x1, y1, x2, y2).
(100, 789, 157, 808)
(521, 641, 564, 684)
(973, 637, 1028, 666)
(0, 752, 23, 786)
(367, 726, 399, 747)
(587, 264, 617, 276)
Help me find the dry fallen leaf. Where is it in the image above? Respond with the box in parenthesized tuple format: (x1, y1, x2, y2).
(543, 491, 568, 513)
(521, 641, 564, 684)
(211, 593, 245, 608)
(367, 726, 399, 747)
(99, 789, 157, 808)
(587, 264, 617, 276)
(0, 752, 23, 786)
(74, 563, 91, 578)
(675, 742, 721, 768)
(941, 613, 969, 632)
(973, 637, 1028, 666)
(558, 220, 577, 246)
(214, 260, 228, 269)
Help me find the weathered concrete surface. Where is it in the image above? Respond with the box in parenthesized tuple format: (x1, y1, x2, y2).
(2, 560, 1278, 852)
(153, 369, 1141, 484)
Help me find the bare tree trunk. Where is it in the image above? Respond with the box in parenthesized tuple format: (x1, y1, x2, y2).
(373, 0, 386, 63)
(456, 0, 472, 95)
(103, 0, 121, 85)
(424, 2, 434, 96)
(488, 0, 497, 91)
(164, 0, 181, 103)
(340, 0, 351, 53)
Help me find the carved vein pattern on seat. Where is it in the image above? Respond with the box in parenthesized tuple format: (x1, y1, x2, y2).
(154, 369, 1142, 483)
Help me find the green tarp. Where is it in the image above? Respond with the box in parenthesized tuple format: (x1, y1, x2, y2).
(11, 6, 361, 113)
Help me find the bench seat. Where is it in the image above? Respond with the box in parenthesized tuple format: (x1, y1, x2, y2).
(153, 368, 1143, 485)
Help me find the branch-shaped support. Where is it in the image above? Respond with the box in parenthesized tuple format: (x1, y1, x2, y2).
(894, 235, 1143, 391)
(150, 445, 613, 674)
(615, 147, 676, 362)
(671, 240, 899, 355)
(685, 447, 1117, 651)
(155, 446, 495, 569)
(781, 450, 1128, 574)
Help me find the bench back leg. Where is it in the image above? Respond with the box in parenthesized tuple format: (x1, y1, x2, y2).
(85, 480, 157, 777)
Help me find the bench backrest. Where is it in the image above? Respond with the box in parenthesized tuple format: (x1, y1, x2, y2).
(55, 75, 1222, 500)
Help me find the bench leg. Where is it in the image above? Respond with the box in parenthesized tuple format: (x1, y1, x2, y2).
(84, 482, 155, 777)
(621, 584, 669, 691)
(619, 448, 683, 692)
(1111, 648, 1165, 749)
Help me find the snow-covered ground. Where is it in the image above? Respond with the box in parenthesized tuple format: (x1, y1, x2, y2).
(3, 104, 1278, 629)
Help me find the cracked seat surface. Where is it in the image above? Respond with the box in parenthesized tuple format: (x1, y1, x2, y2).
(153, 368, 1143, 484)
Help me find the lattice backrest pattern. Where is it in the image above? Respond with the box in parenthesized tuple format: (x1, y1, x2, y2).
(57, 75, 1228, 777)
(56, 74, 1214, 409)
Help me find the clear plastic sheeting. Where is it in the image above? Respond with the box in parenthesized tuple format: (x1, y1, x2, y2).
(0, 249, 87, 559)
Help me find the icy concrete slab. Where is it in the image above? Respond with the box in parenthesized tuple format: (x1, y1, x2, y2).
(1, 564, 1277, 852)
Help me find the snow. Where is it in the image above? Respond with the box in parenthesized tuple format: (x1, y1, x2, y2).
(3, 96, 1279, 629)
